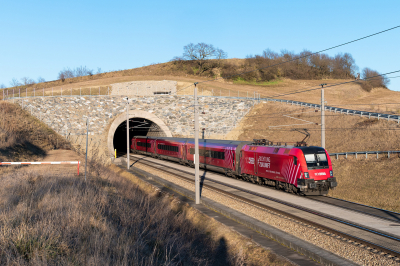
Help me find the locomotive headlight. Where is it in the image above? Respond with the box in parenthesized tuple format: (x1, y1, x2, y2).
(304, 172, 309, 179)
(330, 171, 333, 177)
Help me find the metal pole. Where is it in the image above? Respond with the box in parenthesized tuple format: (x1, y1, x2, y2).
(321, 89, 325, 148)
(126, 99, 130, 170)
(85, 116, 89, 181)
(194, 83, 200, 204)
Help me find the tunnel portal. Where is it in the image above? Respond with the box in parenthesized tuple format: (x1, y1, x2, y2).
(113, 117, 166, 156)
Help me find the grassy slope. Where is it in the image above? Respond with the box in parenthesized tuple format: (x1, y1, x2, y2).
(0, 102, 289, 265)
(0, 102, 70, 162)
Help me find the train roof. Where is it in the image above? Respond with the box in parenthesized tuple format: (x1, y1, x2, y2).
(297, 146, 326, 153)
(134, 136, 251, 146)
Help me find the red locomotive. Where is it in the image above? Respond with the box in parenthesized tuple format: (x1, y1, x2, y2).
(131, 136, 337, 195)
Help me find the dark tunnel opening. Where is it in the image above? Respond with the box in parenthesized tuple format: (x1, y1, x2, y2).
(113, 118, 166, 156)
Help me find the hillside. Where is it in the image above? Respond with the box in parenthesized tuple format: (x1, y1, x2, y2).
(0, 102, 70, 162)
(3, 59, 400, 114)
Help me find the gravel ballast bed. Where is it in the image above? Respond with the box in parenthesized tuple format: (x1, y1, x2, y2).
(132, 162, 399, 266)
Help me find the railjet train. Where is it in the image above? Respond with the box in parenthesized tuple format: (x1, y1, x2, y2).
(130, 137, 337, 195)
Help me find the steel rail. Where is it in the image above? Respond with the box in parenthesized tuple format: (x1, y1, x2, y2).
(127, 154, 400, 259)
(307, 196, 400, 224)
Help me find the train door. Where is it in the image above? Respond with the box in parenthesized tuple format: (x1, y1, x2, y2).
(254, 152, 258, 175)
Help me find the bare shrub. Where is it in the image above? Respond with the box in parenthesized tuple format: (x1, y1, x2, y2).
(222, 48, 359, 83)
(0, 164, 249, 265)
(21, 77, 36, 86)
(10, 78, 21, 87)
(358, 67, 390, 92)
(37, 77, 46, 83)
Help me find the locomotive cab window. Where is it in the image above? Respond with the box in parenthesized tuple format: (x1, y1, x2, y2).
(304, 152, 329, 169)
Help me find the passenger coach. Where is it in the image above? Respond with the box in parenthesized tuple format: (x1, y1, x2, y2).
(130, 136, 337, 195)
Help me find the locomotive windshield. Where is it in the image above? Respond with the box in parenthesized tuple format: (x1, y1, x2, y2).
(299, 147, 329, 170)
(304, 152, 329, 169)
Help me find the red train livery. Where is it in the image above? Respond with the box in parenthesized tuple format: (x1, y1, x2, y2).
(131, 136, 337, 195)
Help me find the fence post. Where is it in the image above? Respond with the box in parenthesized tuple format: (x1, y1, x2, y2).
(366, 152, 367, 159)
(388, 151, 390, 158)
(377, 152, 378, 159)
(388, 115, 390, 121)
(378, 114, 380, 120)
(336, 154, 338, 160)
(345, 153, 347, 159)
(355, 152, 357, 159)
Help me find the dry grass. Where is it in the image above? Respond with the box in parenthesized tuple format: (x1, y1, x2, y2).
(0, 102, 69, 162)
(329, 158, 400, 212)
(234, 101, 400, 153)
(0, 162, 290, 266)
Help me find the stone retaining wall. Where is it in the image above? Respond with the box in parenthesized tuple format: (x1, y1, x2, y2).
(14, 95, 255, 139)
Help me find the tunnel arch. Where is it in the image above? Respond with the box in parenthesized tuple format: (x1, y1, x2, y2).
(107, 110, 173, 157)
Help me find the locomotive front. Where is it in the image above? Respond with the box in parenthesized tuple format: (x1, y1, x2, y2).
(296, 146, 337, 195)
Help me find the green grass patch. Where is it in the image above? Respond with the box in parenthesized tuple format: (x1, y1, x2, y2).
(233, 77, 283, 86)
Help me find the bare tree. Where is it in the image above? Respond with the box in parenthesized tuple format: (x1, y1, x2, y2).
(0, 84, 6, 89)
(181, 42, 227, 74)
(58, 72, 66, 82)
(10, 78, 21, 87)
(21, 77, 35, 85)
(58, 68, 74, 81)
(37, 77, 46, 83)
(74, 66, 93, 77)
(215, 48, 228, 60)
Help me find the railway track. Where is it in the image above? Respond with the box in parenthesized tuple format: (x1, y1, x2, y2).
(307, 196, 400, 224)
(123, 153, 400, 261)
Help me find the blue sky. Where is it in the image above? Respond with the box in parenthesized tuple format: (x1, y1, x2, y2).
(1, 0, 399, 91)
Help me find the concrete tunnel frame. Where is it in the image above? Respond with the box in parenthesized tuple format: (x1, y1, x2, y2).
(107, 110, 173, 157)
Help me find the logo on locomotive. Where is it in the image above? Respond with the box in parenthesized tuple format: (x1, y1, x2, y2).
(258, 156, 271, 168)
